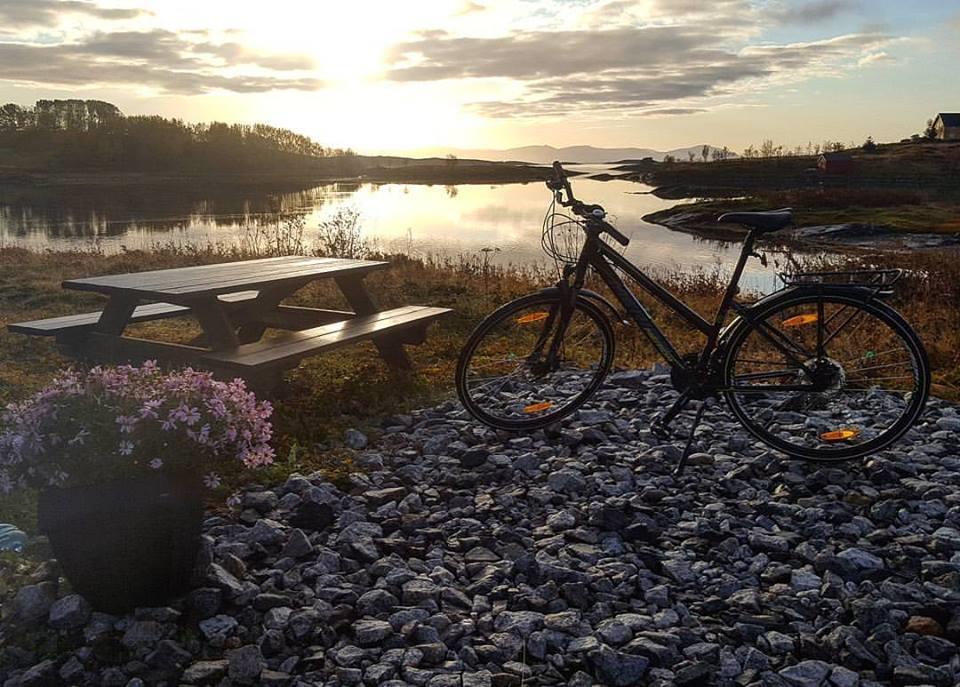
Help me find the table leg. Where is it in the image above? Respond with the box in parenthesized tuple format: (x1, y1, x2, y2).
(191, 298, 240, 350)
(335, 274, 412, 370)
(235, 284, 301, 344)
(84, 295, 139, 362)
(95, 295, 138, 335)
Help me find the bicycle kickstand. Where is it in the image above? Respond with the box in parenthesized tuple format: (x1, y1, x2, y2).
(651, 390, 691, 439)
(673, 399, 708, 477)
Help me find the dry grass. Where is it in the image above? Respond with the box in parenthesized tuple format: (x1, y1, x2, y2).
(650, 187, 960, 235)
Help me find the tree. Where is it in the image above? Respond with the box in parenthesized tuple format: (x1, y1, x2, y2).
(0, 103, 30, 131)
(0, 99, 347, 173)
(687, 151, 696, 162)
(923, 118, 938, 140)
(701, 145, 709, 162)
(663, 154, 676, 164)
(862, 136, 878, 153)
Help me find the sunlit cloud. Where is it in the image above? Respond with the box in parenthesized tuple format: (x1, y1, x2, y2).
(388, 24, 895, 118)
(0, 0, 147, 28)
(0, 1, 319, 94)
(858, 51, 896, 67)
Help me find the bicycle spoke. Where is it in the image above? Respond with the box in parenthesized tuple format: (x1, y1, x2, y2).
(733, 369, 806, 382)
(840, 348, 903, 364)
(844, 360, 912, 374)
(469, 367, 525, 393)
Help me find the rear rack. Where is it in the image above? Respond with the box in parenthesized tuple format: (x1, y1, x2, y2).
(779, 269, 903, 295)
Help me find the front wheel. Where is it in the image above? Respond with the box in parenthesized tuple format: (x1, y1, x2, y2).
(722, 292, 930, 461)
(456, 292, 615, 431)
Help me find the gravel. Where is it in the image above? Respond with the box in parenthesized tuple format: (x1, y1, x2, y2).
(2, 368, 959, 686)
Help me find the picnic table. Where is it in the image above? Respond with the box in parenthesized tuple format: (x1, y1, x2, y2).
(9, 256, 451, 392)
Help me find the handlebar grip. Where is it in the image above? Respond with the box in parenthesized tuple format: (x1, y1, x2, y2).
(552, 160, 576, 204)
(603, 222, 630, 247)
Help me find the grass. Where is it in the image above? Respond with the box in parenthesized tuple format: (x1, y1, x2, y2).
(636, 141, 960, 234)
(646, 186, 960, 236)
(637, 140, 960, 189)
(0, 239, 958, 533)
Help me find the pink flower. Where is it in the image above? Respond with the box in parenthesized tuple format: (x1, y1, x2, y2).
(203, 472, 222, 489)
(116, 415, 137, 434)
(0, 363, 275, 494)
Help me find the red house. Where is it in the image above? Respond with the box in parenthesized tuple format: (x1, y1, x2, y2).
(818, 152, 854, 174)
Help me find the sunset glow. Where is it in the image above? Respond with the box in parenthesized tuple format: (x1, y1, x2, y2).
(0, 0, 957, 152)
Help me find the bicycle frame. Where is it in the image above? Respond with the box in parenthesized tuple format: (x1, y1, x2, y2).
(567, 219, 761, 374)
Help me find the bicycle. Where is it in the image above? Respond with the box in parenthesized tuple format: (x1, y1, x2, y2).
(455, 161, 930, 474)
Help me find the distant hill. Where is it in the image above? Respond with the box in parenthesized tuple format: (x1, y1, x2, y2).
(0, 99, 548, 186)
(433, 144, 736, 164)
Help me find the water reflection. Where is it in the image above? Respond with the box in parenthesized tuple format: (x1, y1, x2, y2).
(0, 175, 800, 292)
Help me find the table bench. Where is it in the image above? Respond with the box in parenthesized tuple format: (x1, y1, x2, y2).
(8, 256, 451, 393)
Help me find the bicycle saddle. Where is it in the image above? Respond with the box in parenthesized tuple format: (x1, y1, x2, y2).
(717, 208, 792, 233)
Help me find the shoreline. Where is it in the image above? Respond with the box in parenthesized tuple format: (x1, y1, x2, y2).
(642, 202, 960, 252)
(0, 163, 553, 189)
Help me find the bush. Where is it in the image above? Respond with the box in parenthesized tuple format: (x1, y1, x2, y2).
(314, 206, 374, 259)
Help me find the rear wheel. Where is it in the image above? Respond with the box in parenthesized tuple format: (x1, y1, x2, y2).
(456, 293, 615, 431)
(723, 293, 929, 461)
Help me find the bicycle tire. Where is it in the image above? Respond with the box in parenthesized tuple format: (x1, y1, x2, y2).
(456, 292, 615, 431)
(722, 292, 930, 461)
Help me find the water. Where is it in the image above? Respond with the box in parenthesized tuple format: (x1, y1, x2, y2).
(0, 172, 805, 292)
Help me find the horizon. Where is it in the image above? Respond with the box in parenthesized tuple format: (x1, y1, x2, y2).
(0, 1, 958, 155)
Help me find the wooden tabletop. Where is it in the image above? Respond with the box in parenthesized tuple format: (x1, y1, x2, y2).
(63, 256, 389, 302)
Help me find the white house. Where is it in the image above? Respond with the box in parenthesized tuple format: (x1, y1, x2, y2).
(933, 113, 960, 141)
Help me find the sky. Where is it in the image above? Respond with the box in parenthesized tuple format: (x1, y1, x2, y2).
(0, 0, 958, 154)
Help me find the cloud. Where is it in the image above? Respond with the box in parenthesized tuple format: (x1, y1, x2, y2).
(858, 51, 896, 67)
(639, 108, 707, 116)
(388, 24, 893, 117)
(0, 0, 146, 28)
(457, 1, 486, 15)
(0, 1, 320, 94)
(0, 30, 321, 94)
(388, 27, 713, 81)
(765, 0, 860, 25)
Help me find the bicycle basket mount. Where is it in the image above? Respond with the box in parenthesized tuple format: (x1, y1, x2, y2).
(541, 197, 625, 267)
(541, 204, 586, 264)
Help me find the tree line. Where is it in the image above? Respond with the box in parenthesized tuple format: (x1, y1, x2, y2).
(0, 99, 355, 173)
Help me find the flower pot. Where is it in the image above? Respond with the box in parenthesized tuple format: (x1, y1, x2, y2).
(38, 471, 204, 614)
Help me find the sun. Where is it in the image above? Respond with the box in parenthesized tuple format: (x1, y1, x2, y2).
(147, 1, 497, 151)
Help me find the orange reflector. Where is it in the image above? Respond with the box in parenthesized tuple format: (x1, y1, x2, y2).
(517, 312, 549, 324)
(783, 313, 818, 328)
(820, 428, 860, 442)
(523, 402, 553, 414)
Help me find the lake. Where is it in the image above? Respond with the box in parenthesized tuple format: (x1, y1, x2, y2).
(0, 173, 804, 292)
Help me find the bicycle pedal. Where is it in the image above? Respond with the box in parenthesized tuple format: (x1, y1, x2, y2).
(650, 417, 672, 439)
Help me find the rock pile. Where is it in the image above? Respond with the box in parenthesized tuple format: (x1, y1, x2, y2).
(2, 369, 960, 686)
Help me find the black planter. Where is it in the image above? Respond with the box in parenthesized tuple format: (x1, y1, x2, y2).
(38, 471, 204, 614)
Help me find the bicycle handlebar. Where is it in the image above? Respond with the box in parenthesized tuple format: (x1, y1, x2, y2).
(549, 161, 630, 247)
